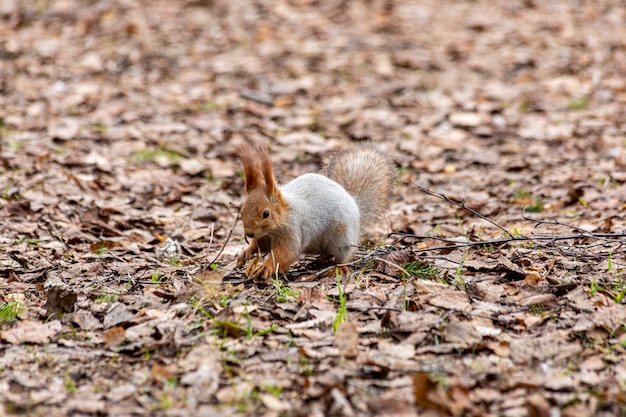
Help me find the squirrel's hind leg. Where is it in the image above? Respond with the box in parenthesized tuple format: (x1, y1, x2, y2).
(319, 247, 355, 277)
(322, 265, 350, 277)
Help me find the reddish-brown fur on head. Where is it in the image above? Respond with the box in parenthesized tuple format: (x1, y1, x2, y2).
(238, 144, 263, 192)
(258, 146, 278, 200)
(238, 144, 286, 240)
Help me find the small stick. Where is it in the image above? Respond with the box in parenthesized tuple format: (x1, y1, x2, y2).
(410, 182, 515, 239)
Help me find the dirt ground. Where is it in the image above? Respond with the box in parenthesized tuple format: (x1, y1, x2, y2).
(1, 0, 626, 416)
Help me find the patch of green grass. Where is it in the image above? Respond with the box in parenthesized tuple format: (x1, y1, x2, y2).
(3, 182, 22, 201)
(612, 279, 626, 303)
(151, 273, 165, 284)
(219, 295, 230, 308)
(524, 199, 544, 213)
(568, 96, 589, 110)
(94, 293, 119, 304)
(451, 260, 467, 291)
(243, 305, 278, 339)
(93, 247, 107, 256)
(588, 277, 625, 304)
(193, 100, 223, 112)
(514, 190, 544, 213)
(59, 325, 90, 341)
(0, 302, 23, 326)
(168, 255, 180, 267)
(134, 148, 182, 163)
(519, 100, 532, 113)
(93, 123, 107, 134)
(428, 372, 450, 389)
(192, 299, 215, 320)
(262, 384, 282, 397)
(271, 278, 298, 303)
(427, 222, 443, 237)
(332, 270, 348, 333)
(17, 238, 39, 246)
(252, 325, 278, 338)
(159, 391, 173, 409)
(64, 366, 77, 394)
(299, 353, 313, 377)
(403, 261, 443, 281)
(211, 304, 277, 342)
(528, 303, 546, 315)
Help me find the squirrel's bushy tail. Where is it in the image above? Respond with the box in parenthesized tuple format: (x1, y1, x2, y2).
(324, 145, 395, 233)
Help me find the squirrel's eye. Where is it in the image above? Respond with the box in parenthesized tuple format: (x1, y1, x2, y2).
(262, 210, 270, 219)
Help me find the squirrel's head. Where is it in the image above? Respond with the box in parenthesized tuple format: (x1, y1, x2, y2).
(238, 144, 286, 239)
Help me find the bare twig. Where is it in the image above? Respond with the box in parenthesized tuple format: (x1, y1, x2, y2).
(406, 184, 626, 260)
(410, 181, 515, 238)
(239, 89, 274, 106)
(189, 204, 241, 271)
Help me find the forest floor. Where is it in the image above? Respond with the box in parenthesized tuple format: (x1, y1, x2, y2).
(1, 1, 626, 416)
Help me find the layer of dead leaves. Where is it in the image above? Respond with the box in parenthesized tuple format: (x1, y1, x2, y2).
(1, 0, 626, 416)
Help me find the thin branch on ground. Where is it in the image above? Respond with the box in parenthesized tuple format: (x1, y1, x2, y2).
(410, 181, 515, 238)
(187, 205, 241, 271)
(406, 183, 626, 259)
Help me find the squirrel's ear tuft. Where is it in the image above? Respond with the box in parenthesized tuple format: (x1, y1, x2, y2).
(258, 146, 278, 199)
(238, 144, 262, 192)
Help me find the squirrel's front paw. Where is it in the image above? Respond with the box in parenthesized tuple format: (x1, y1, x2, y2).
(236, 244, 256, 268)
(244, 256, 276, 283)
(236, 251, 248, 268)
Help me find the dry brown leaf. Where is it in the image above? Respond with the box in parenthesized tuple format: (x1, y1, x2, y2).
(444, 317, 482, 345)
(103, 303, 137, 328)
(63, 310, 103, 330)
(102, 326, 126, 346)
(334, 321, 359, 359)
(298, 287, 335, 310)
(150, 362, 173, 384)
(377, 339, 416, 360)
(0, 320, 61, 344)
(526, 394, 551, 417)
(589, 305, 626, 333)
(519, 293, 560, 310)
(372, 249, 415, 276)
(429, 291, 472, 312)
(367, 398, 418, 417)
(4, 200, 34, 217)
(2, 0, 626, 415)
(412, 373, 449, 414)
(524, 271, 544, 286)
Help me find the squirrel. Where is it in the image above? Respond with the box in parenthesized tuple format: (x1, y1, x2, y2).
(236, 144, 395, 281)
